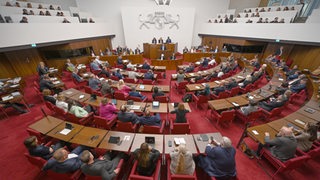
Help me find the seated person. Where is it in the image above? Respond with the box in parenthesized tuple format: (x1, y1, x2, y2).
(195, 84, 211, 96)
(142, 60, 151, 70)
(88, 74, 101, 90)
(71, 68, 84, 83)
(206, 69, 219, 81)
(240, 100, 258, 116)
(258, 95, 286, 112)
(170, 103, 190, 123)
(251, 59, 260, 69)
(42, 146, 90, 173)
(160, 43, 166, 51)
(117, 56, 123, 65)
(67, 100, 89, 118)
(90, 60, 110, 77)
(256, 126, 297, 161)
(152, 37, 157, 44)
(208, 57, 216, 66)
(137, 109, 161, 127)
(283, 90, 292, 102)
(37, 62, 48, 77)
(80, 150, 124, 179)
(239, 75, 252, 88)
(287, 71, 300, 81)
(183, 46, 189, 53)
(295, 123, 318, 152)
(133, 143, 160, 176)
(56, 94, 68, 112)
(128, 69, 140, 82)
(201, 58, 209, 67)
(135, 47, 141, 54)
(39, 76, 62, 94)
(197, 136, 236, 179)
(159, 53, 165, 60)
(62, 18, 70, 23)
(212, 81, 226, 95)
(42, 88, 56, 105)
(100, 79, 113, 96)
(99, 98, 117, 120)
(129, 87, 146, 100)
(117, 79, 131, 96)
(275, 82, 289, 95)
(221, 62, 231, 74)
(127, 61, 135, 69)
(144, 70, 154, 80)
(117, 105, 138, 124)
(152, 87, 165, 100)
(289, 79, 307, 93)
(225, 78, 237, 90)
(20, 16, 28, 23)
(65, 59, 76, 72)
(170, 144, 195, 175)
(185, 63, 195, 73)
(251, 71, 261, 83)
(113, 69, 123, 79)
(24, 136, 65, 160)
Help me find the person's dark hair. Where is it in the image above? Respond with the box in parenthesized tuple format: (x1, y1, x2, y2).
(120, 105, 127, 112)
(153, 87, 159, 93)
(24, 136, 37, 149)
(67, 100, 75, 111)
(307, 124, 318, 142)
(80, 150, 91, 163)
(137, 143, 150, 168)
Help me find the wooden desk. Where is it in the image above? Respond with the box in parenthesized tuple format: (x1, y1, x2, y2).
(151, 59, 183, 70)
(247, 124, 277, 144)
(131, 134, 164, 153)
(267, 118, 302, 132)
(100, 54, 143, 66)
(153, 85, 170, 93)
(136, 84, 153, 92)
(297, 107, 320, 122)
(164, 135, 197, 154)
(208, 99, 234, 111)
(186, 84, 204, 92)
(183, 52, 213, 63)
(152, 66, 166, 72)
(98, 131, 135, 152)
(69, 127, 108, 148)
(193, 133, 223, 153)
(285, 113, 318, 129)
(168, 103, 191, 112)
(47, 122, 84, 142)
(69, 92, 91, 103)
(60, 88, 81, 98)
(28, 116, 63, 135)
(304, 99, 320, 111)
(147, 103, 168, 113)
(84, 96, 105, 107)
(144, 43, 177, 59)
(115, 100, 146, 113)
(226, 96, 249, 107)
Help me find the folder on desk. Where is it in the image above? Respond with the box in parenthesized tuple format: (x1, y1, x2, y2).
(200, 134, 209, 142)
(304, 108, 315, 114)
(108, 136, 120, 144)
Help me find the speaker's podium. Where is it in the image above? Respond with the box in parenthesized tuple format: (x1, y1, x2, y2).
(143, 43, 177, 59)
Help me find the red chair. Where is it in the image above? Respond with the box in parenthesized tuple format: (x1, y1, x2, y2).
(93, 115, 117, 130)
(66, 112, 94, 125)
(170, 119, 191, 134)
(111, 75, 120, 81)
(210, 91, 229, 100)
(53, 106, 67, 120)
(192, 94, 208, 109)
(124, 78, 136, 83)
(154, 71, 163, 79)
(261, 107, 282, 121)
(128, 96, 147, 102)
(45, 102, 55, 112)
(84, 159, 124, 180)
(236, 108, 263, 125)
(211, 109, 235, 126)
(46, 169, 82, 180)
(142, 121, 165, 134)
(91, 69, 102, 76)
(26, 128, 51, 144)
(33, 86, 45, 103)
(258, 148, 310, 179)
(129, 159, 161, 180)
(0, 104, 9, 119)
(167, 159, 197, 180)
(114, 91, 129, 100)
(116, 65, 124, 69)
(116, 121, 137, 132)
(142, 79, 154, 85)
(139, 69, 148, 73)
(175, 81, 188, 94)
(227, 87, 240, 97)
(84, 86, 93, 94)
(240, 84, 254, 94)
(24, 152, 46, 172)
(72, 76, 87, 90)
(154, 95, 169, 103)
(33, 81, 40, 89)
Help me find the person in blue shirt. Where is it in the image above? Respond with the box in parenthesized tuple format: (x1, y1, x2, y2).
(185, 63, 195, 73)
(129, 87, 146, 100)
(137, 109, 161, 127)
(142, 60, 151, 70)
(289, 79, 307, 93)
(71, 68, 84, 83)
(114, 69, 123, 79)
(117, 55, 123, 65)
(88, 74, 101, 90)
(144, 70, 154, 80)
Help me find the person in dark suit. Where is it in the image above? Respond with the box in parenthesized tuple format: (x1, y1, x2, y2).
(202, 58, 209, 67)
(206, 69, 219, 81)
(289, 79, 306, 93)
(88, 74, 101, 90)
(197, 136, 236, 179)
(42, 88, 56, 105)
(117, 105, 138, 124)
(133, 143, 160, 176)
(37, 61, 48, 77)
(144, 70, 154, 80)
(195, 84, 211, 96)
(39, 76, 61, 94)
(42, 146, 90, 173)
(129, 87, 146, 100)
(80, 150, 124, 179)
(116, 46, 122, 54)
(170, 103, 190, 123)
(160, 43, 166, 51)
(152, 37, 157, 44)
(166, 37, 172, 44)
(212, 81, 226, 95)
(137, 109, 161, 126)
(225, 78, 237, 90)
(117, 56, 123, 65)
(286, 65, 299, 77)
(258, 95, 285, 112)
(142, 60, 151, 70)
(185, 63, 195, 73)
(113, 69, 123, 79)
(152, 87, 165, 100)
(158, 37, 164, 44)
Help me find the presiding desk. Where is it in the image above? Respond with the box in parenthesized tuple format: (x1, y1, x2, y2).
(143, 43, 177, 59)
(97, 54, 143, 66)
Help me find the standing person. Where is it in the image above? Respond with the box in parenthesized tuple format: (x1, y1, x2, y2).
(133, 143, 160, 176)
(170, 103, 190, 123)
(170, 144, 195, 175)
(176, 69, 185, 84)
(99, 98, 117, 120)
(197, 136, 236, 179)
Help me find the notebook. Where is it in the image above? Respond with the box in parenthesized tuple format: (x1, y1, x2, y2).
(108, 136, 120, 144)
(145, 136, 155, 145)
(152, 101, 160, 107)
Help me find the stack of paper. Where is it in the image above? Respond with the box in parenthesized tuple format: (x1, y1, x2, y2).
(174, 138, 186, 145)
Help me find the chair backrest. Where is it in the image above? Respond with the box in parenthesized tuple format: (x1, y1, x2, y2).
(307, 146, 320, 158)
(178, 81, 188, 89)
(111, 75, 120, 81)
(84, 86, 93, 94)
(66, 112, 82, 124)
(171, 123, 190, 134)
(24, 153, 46, 170)
(129, 160, 161, 180)
(93, 115, 108, 129)
(218, 91, 229, 99)
(142, 125, 161, 134)
(33, 81, 40, 89)
(116, 121, 135, 132)
(198, 95, 208, 103)
(26, 128, 47, 144)
(167, 159, 196, 180)
(124, 78, 136, 83)
(139, 69, 148, 73)
(229, 87, 240, 96)
(270, 107, 282, 117)
(142, 79, 154, 85)
(282, 154, 310, 172)
(53, 106, 67, 119)
(154, 95, 168, 103)
(220, 110, 235, 122)
(247, 109, 262, 122)
(114, 91, 127, 100)
(129, 96, 144, 102)
(45, 101, 54, 111)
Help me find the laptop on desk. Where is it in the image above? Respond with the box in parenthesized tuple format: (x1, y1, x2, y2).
(152, 101, 160, 109)
(145, 136, 155, 148)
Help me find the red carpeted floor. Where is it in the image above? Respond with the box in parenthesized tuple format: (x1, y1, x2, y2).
(0, 69, 319, 180)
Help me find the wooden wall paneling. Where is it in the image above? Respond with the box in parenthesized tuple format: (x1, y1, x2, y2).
(0, 53, 16, 78)
(259, 0, 269, 7)
(202, 36, 247, 51)
(4, 49, 42, 77)
(261, 43, 294, 60)
(288, 45, 320, 71)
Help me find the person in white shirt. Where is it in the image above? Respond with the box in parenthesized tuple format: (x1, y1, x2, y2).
(128, 68, 140, 83)
(208, 58, 216, 66)
(55, 94, 68, 112)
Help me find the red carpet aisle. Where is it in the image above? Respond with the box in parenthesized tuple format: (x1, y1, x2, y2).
(0, 72, 319, 180)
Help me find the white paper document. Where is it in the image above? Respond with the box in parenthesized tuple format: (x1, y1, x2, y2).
(60, 129, 71, 135)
